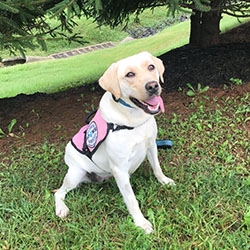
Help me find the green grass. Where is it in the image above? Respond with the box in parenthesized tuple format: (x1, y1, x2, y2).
(0, 13, 249, 99)
(0, 88, 249, 249)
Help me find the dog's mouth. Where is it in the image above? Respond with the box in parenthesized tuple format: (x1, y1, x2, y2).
(130, 95, 165, 114)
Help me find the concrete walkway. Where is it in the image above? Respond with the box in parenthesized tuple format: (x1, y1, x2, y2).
(2, 41, 115, 66)
(49, 41, 115, 59)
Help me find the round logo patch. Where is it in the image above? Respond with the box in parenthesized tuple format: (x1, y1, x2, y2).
(86, 121, 98, 148)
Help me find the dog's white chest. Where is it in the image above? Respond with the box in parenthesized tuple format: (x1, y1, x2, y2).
(92, 117, 157, 174)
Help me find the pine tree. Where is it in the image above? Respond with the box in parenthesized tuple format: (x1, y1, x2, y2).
(1, 0, 249, 54)
(0, 1, 46, 55)
(0, 0, 82, 55)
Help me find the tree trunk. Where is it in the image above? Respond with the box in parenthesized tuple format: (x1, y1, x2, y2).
(189, 10, 202, 45)
(200, 11, 222, 47)
(189, 10, 222, 48)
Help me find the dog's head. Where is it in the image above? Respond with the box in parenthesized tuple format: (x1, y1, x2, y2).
(99, 52, 165, 115)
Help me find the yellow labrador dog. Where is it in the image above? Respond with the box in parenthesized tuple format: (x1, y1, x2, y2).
(54, 51, 175, 234)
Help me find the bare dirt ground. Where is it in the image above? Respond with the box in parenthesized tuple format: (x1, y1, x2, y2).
(0, 22, 250, 153)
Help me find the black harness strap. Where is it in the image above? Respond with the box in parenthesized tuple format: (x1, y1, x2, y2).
(85, 110, 98, 124)
(108, 123, 134, 132)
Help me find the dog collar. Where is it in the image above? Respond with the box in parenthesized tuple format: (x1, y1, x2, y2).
(112, 95, 134, 109)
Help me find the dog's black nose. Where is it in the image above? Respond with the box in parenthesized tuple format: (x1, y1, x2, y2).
(145, 81, 159, 95)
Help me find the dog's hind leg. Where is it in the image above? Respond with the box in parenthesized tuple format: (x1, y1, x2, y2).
(54, 167, 88, 218)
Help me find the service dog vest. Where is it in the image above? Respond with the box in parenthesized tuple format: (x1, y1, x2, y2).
(71, 109, 133, 159)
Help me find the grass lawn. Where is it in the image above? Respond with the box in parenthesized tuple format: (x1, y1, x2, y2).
(0, 14, 249, 99)
(0, 87, 249, 249)
(0, 8, 250, 249)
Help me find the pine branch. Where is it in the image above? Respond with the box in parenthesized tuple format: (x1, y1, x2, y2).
(0, 1, 19, 13)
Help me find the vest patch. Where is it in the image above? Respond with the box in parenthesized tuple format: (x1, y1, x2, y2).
(86, 121, 99, 148)
(71, 109, 109, 158)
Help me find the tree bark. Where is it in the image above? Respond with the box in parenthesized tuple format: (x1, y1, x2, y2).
(189, 10, 202, 45)
(189, 10, 222, 48)
(200, 11, 222, 47)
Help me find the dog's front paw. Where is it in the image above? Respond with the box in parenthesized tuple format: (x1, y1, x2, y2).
(158, 175, 175, 186)
(135, 218, 153, 234)
(55, 202, 69, 218)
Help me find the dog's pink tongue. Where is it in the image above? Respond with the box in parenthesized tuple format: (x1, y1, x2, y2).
(146, 96, 165, 113)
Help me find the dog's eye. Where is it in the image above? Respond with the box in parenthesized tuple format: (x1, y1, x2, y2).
(126, 72, 135, 78)
(148, 64, 155, 71)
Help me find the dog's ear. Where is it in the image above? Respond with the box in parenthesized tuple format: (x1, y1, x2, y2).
(99, 63, 121, 99)
(152, 56, 165, 83)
